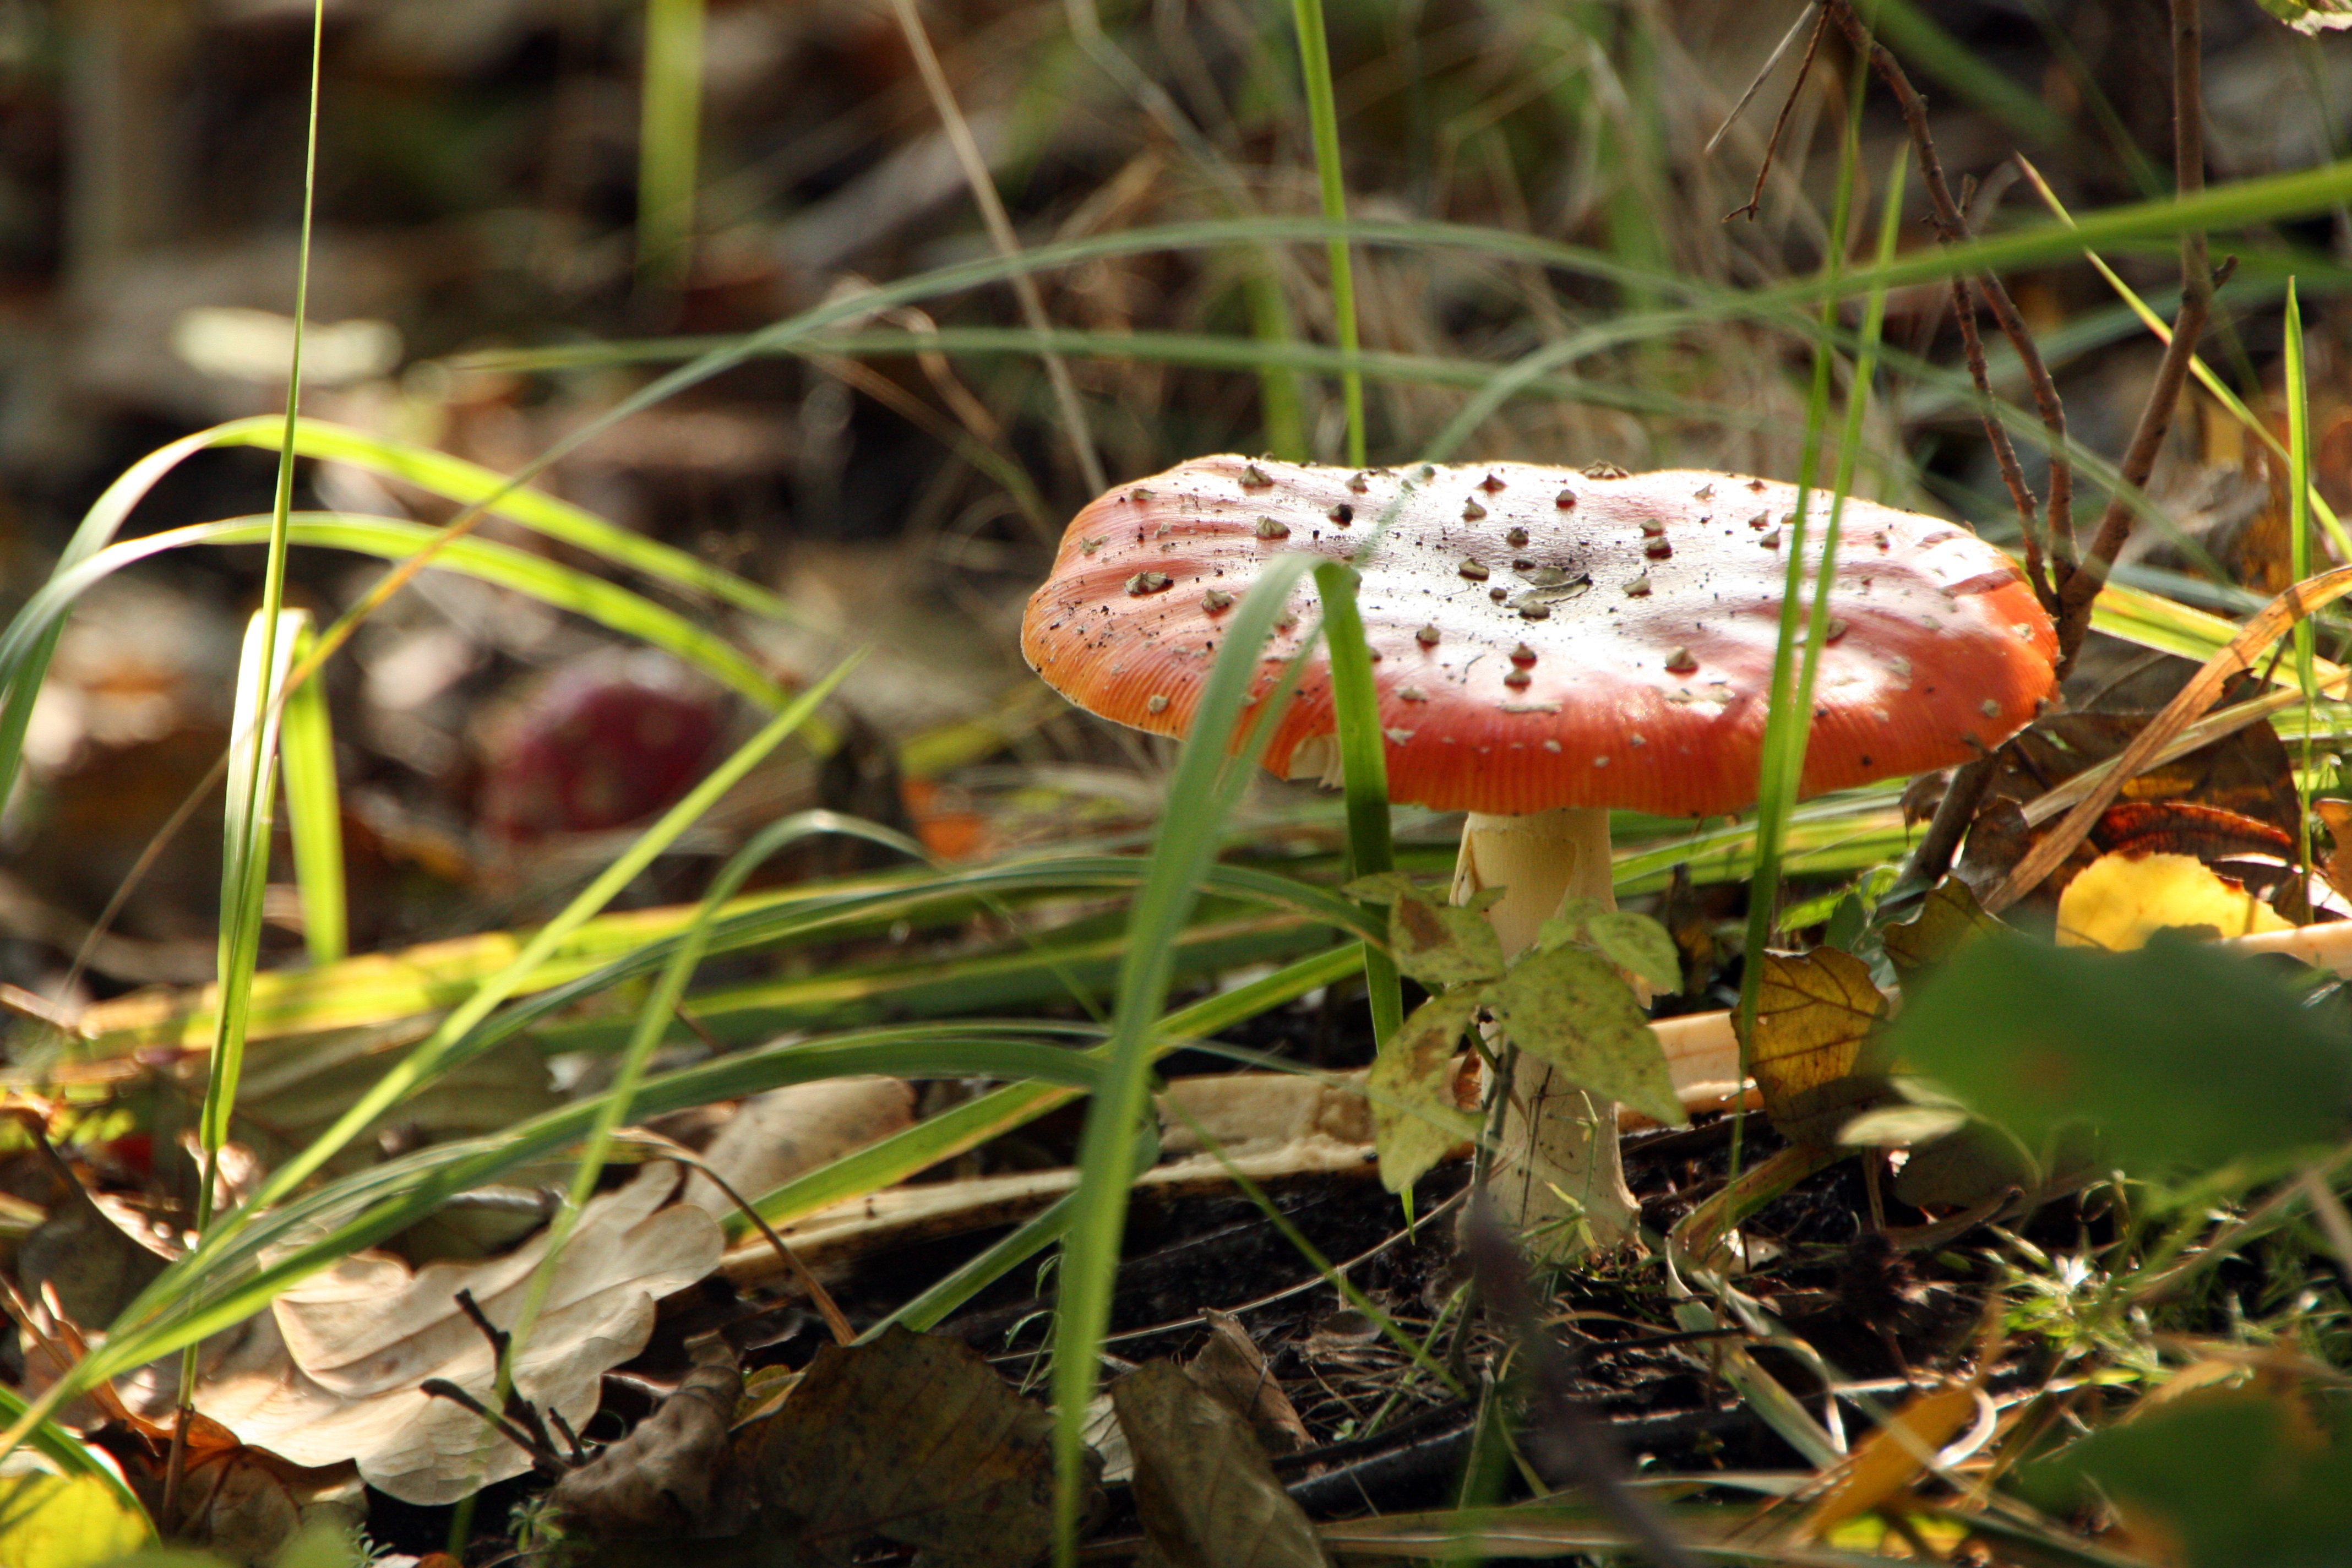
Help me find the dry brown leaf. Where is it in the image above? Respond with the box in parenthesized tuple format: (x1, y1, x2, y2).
(1881, 879, 1999, 976)
(193, 1162, 720, 1504)
(1747, 948, 1890, 1148)
(551, 1333, 743, 1538)
(1184, 1312, 1310, 1459)
(746, 1322, 1077, 1567)
(1114, 1360, 1329, 1568)
(680, 1076, 914, 1217)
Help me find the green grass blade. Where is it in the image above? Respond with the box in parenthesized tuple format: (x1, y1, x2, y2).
(1733, 93, 1869, 1064)
(48, 1027, 1113, 1397)
(67, 854, 1375, 1059)
(230, 655, 859, 1219)
(2289, 279, 2318, 877)
(637, 0, 705, 285)
(1050, 554, 1318, 1560)
(739, 941, 1364, 1228)
(1243, 271, 1310, 461)
(8, 167, 2352, 809)
(217, 418, 801, 623)
(481, 808, 896, 1513)
(202, 611, 306, 1170)
(2016, 161, 2352, 564)
(178, 0, 326, 1456)
(1288, 0, 1364, 465)
(0, 515, 791, 711)
(1314, 563, 1400, 1046)
(0, 1389, 147, 1520)
(1858, 0, 2071, 148)
(17, 946, 1363, 1430)
(277, 617, 345, 967)
(862, 1195, 1072, 1341)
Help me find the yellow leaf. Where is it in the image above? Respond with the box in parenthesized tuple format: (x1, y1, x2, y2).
(2056, 851, 2294, 951)
(1799, 1382, 1981, 1540)
(0, 1473, 151, 1568)
(1749, 948, 1888, 1147)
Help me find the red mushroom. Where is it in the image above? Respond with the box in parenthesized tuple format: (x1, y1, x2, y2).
(1023, 456, 2058, 1250)
(480, 654, 728, 841)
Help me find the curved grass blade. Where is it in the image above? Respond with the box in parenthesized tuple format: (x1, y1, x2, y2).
(42, 1026, 1110, 1397)
(214, 418, 799, 622)
(0, 515, 790, 711)
(202, 610, 307, 1173)
(67, 854, 1377, 1060)
(2289, 280, 2319, 875)
(276, 615, 345, 967)
(22, 943, 1363, 1431)
(0, 1386, 148, 1519)
(1050, 554, 1319, 1560)
(738, 941, 1365, 1230)
(1732, 104, 1879, 1068)
(1288, 0, 1364, 464)
(476, 809, 910, 1514)
(1314, 562, 1400, 1046)
(2016, 159, 2352, 563)
(234, 655, 858, 1218)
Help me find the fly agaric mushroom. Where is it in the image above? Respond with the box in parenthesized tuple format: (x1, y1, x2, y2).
(1022, 456, 2058, 1253)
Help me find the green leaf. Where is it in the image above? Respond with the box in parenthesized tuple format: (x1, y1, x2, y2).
(1536, 908, 1681, 995)
(1484, 946, 1683, 1127)
(0, 1474, 151, 1567)
(1368, 991, 1483, 1195)
(2259, 0, 2352, 34)
(1888, 930, 2352, 1184)
(1388, 894, 1504, 990)
(1338, 871, 1440, 905)
(2017, 1389, 2352, 1567)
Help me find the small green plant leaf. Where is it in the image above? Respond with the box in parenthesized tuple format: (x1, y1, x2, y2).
(1484, 946, 1682, 1126)
(2259, 0, 2352, 34)
(1389, 894, 1504, 989)
(1367, 990, 1482, 1195)
(1339, 871, 1442, 905)
(1536, 908, 1681, 994)
(2017, 1388, 2352, 1567)
(1889, 930, 2352, 1183)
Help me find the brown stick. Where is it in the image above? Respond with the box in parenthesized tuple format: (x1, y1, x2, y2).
(2052, 0, 2213, 671)
(1725, 6, 1830, 224)
(1950, 275, 2055, 610)
(1821, 0, 2074, 584)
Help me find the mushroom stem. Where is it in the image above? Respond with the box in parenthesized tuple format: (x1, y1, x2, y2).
(1452, 807, 1642, 1254)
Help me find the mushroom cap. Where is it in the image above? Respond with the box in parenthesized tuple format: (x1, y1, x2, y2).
(1021, 456, 2059, 819)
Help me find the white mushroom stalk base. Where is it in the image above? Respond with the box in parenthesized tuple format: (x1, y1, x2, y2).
(1452, 806, 1642, 1256)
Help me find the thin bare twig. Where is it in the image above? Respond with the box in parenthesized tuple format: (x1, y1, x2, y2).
(886, 0, 1106, 496)
(1821, 0, 2073, 584)
(1707, 3, 1819, 159)
(2053, 0, 2214, 671)
(1948, 275, 2054, 609)
(1725, 5, 1829, 224)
